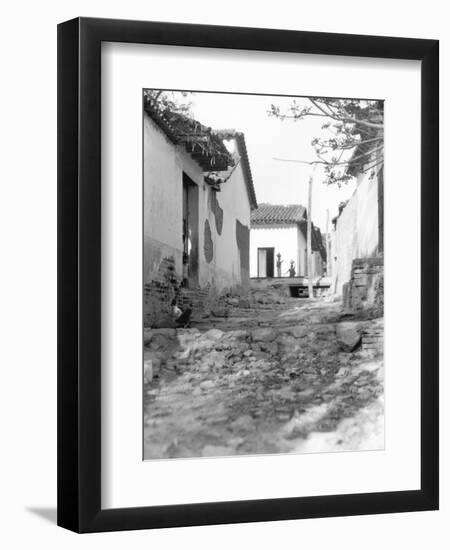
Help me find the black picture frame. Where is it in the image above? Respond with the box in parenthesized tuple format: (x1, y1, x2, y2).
(57, 17, 439, 533)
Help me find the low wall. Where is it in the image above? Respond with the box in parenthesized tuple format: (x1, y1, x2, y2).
(343, 257, 384, 314)
(250, 276, 331, 299)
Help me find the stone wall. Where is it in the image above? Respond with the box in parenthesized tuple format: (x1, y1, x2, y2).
(362, 319, 384, 355)
(344, 257, 384, 314)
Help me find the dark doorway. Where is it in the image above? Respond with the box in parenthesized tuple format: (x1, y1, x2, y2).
(257, 247, 275, 278)
(182, 173, 199, 287)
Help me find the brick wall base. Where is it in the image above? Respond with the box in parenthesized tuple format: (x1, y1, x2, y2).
(144, 256, 219, 328)
(344, 257, 384, 315)
(362, 319, 384, 355)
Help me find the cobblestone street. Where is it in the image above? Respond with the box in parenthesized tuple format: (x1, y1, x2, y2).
(143, 295, 384, 459)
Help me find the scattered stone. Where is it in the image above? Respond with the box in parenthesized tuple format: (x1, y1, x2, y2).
(336, 322, 361, 352)
(281, 326, 307, 339)
(143, 359, 153, 383)
(143, 328, 153, 346)
(336, 366, 350, 377)
(225, 330, 248, 341)
(260, 342, 278, 355)
(359, 360, 381, 372)
(211, 307, 229, 318)
(205, 328, 224, 341)
(296, 388, 315, 398)
(210, 415, 230, 424)
(309, 314, 322, 324)
(314, 324, 336, 337)
(152, 328, 176, 338)
(238, 297, 251, 308)
(231, 415, 254, 431)
(200, 380, 215, 390)
(251, 328, 277, 342)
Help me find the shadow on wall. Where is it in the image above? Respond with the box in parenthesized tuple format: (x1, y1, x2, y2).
(236, 219, 250, 288)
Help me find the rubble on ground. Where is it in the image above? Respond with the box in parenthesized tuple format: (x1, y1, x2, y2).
(143, 296, 384, 459)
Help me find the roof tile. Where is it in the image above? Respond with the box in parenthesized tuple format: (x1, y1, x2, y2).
(250, 203, 306, 225)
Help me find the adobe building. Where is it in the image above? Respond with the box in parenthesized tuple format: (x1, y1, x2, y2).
(250, 203, 326, 279)
(143, 98, 257, 326)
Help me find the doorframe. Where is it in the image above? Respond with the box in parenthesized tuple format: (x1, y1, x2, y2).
(257, 246, 275, 278)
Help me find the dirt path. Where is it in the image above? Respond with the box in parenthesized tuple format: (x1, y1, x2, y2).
(143, 299, 384, 459)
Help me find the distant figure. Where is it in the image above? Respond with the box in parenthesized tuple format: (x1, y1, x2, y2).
(276, 253, 283, 278)
(172, 298, 192, 328)
(288, 260, 296, 278)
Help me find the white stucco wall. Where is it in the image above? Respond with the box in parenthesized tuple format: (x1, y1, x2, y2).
(250, 225, 300, 278)
(143, 117, 251, 292)
(250, 224, 323, 279)
(332, 171, 380, 294)
(143, 115, 186, 281)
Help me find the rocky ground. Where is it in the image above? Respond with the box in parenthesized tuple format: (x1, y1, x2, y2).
(143, 295, 384, 459)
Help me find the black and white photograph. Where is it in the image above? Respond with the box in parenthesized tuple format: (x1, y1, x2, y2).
(0, 0, 444, 542)
(143, 90, 385, 460)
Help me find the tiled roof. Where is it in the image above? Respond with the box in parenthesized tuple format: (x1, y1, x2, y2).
(230, 132, 258, 210)
(211, 129, 258, 210)
(251, 204, 306, 225)
(144, 101, 233, 172)
(144, 102, 258, 209)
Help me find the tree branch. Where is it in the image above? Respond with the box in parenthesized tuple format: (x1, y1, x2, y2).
(306, 98, 384, 129)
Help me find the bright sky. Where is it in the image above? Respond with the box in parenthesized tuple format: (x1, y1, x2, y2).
(173, 91, 357, 233)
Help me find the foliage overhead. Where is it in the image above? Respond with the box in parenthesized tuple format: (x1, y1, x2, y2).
(269, 97, 384, 186)
(143, 89, 193, 117)
(143, 90, 235, 171)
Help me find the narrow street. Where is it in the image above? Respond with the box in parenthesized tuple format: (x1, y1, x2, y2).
(143, 295, 384, 459)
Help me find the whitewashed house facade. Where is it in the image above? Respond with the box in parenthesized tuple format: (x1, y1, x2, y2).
(250, 204, 325, 279)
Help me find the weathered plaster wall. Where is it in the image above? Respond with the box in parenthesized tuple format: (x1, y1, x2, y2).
(333, 172, 380, 295)
(143, 120, 251, 294)
(197, 148, 252, 291)
(143, 115, 185, 282)
(311, 250, 324, 278)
